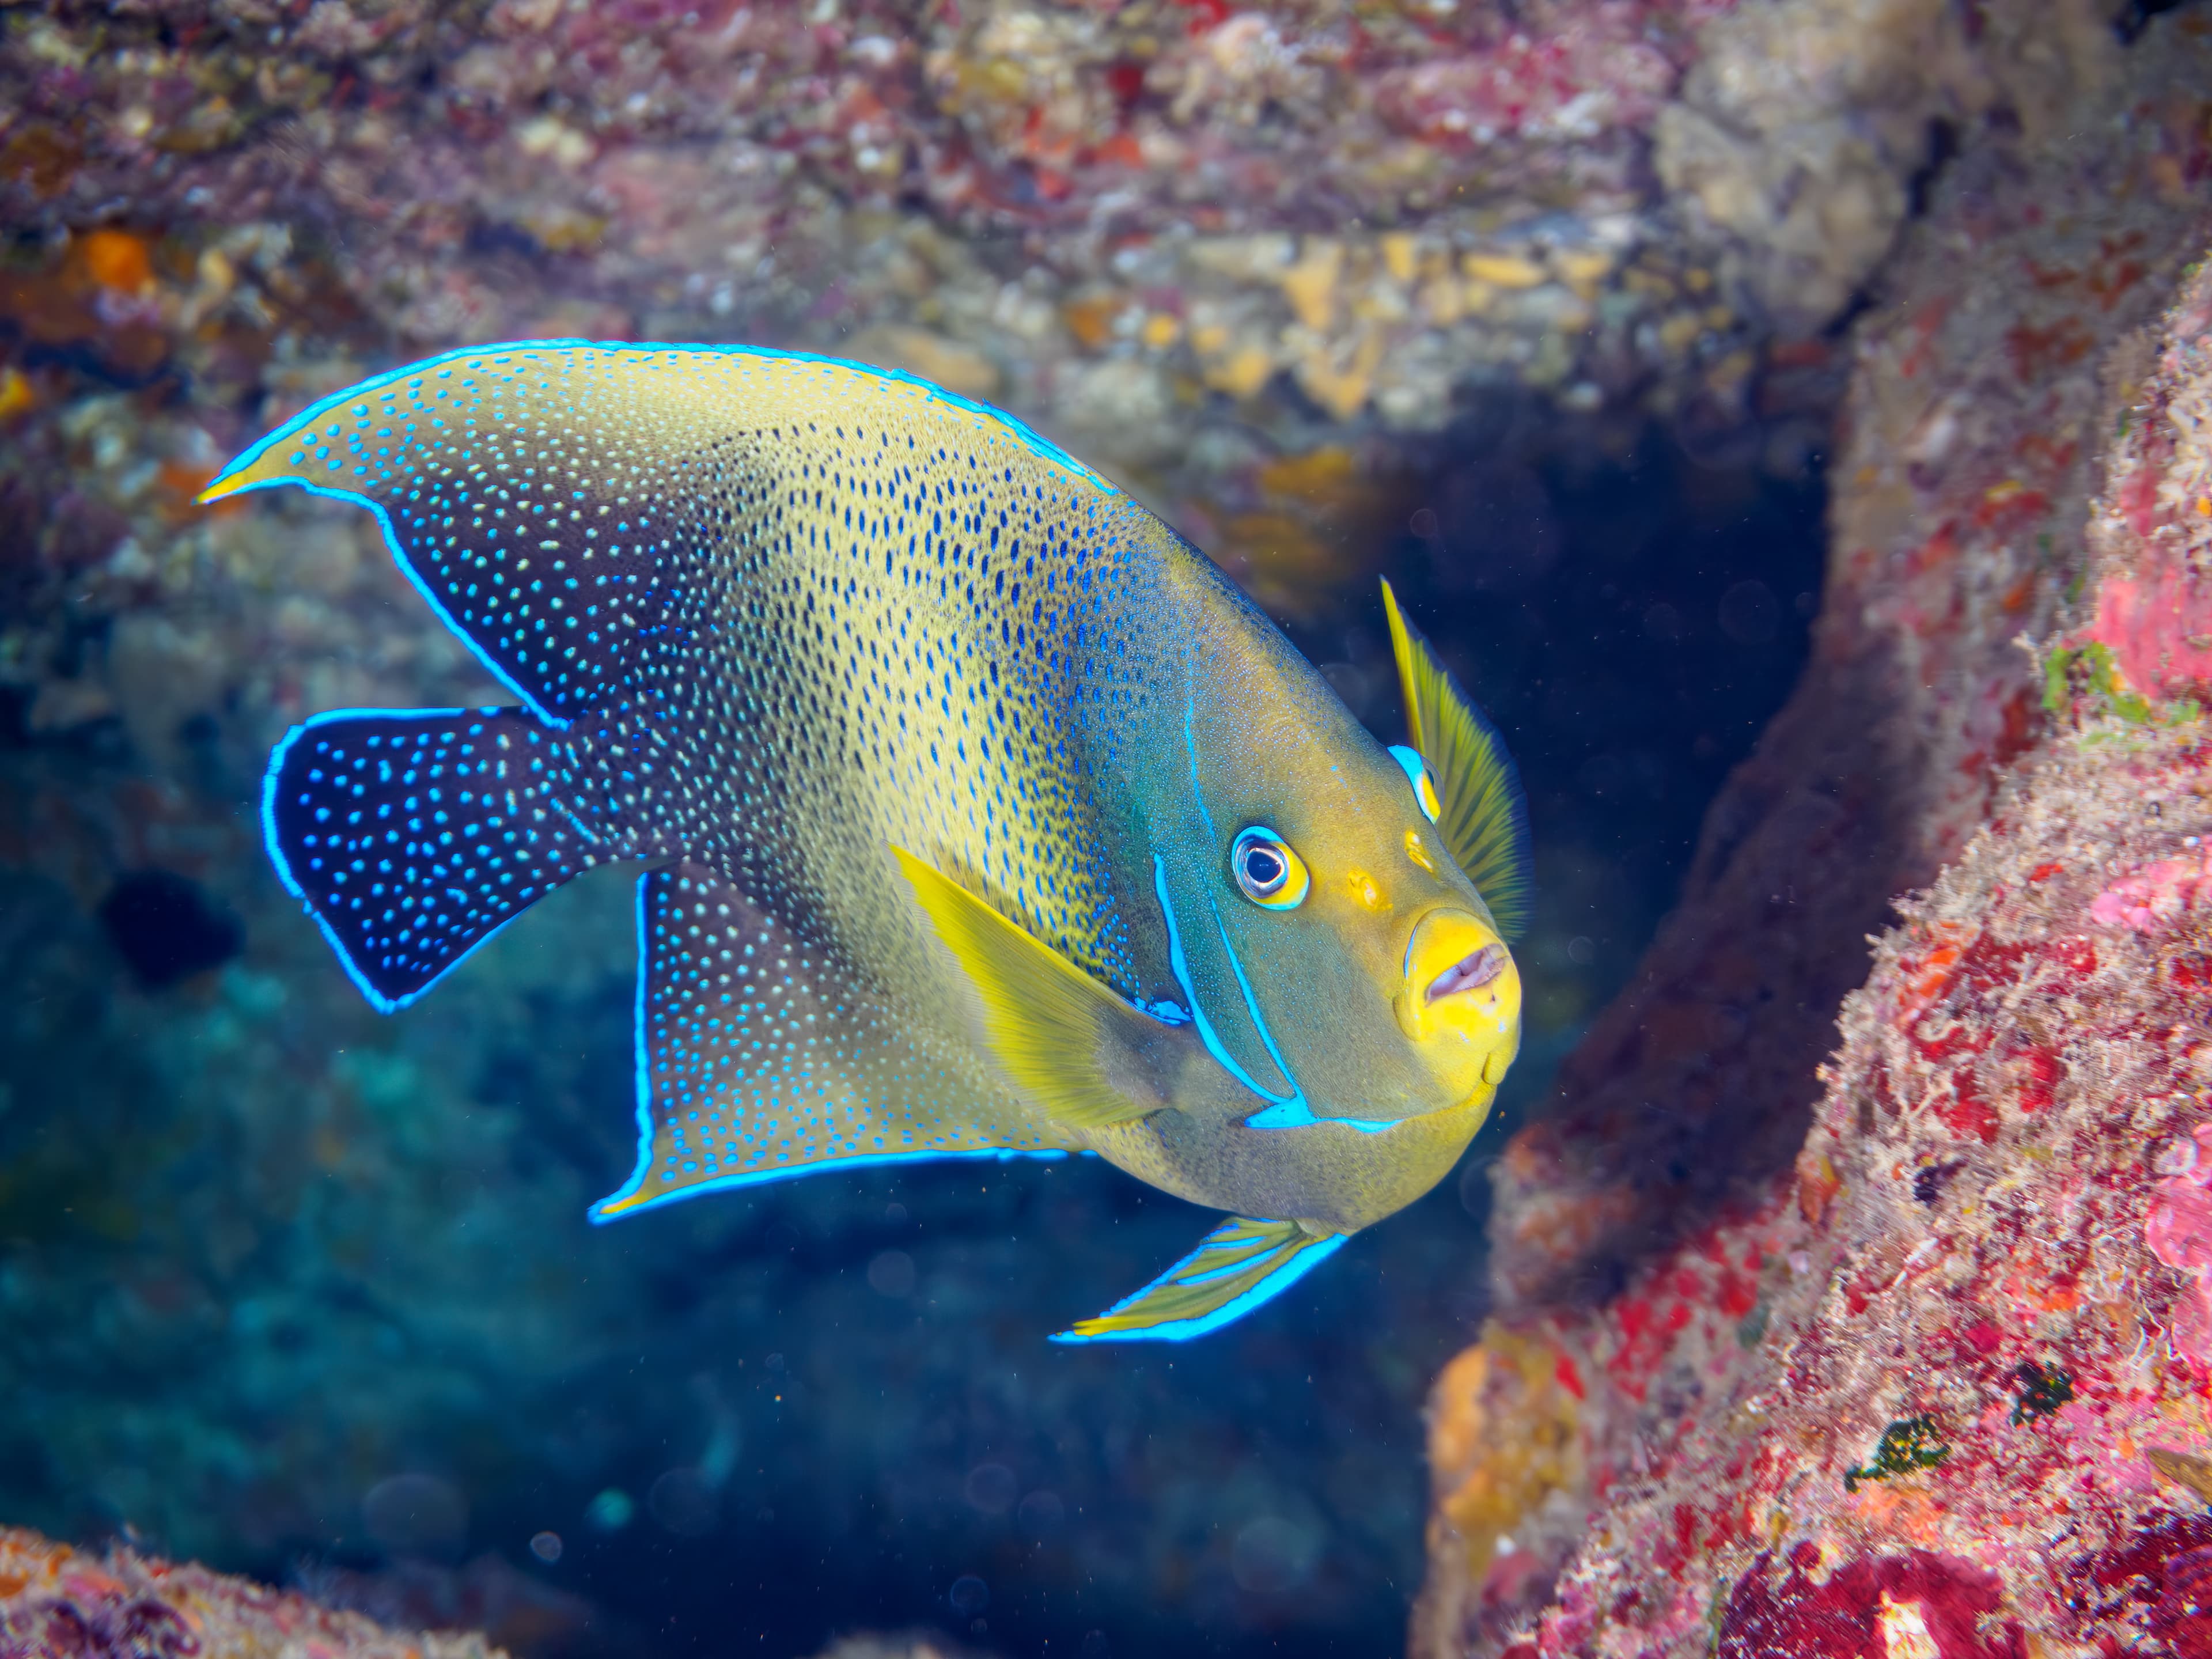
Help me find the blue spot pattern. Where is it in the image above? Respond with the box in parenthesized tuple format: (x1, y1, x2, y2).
(263, 707, 607, 1010)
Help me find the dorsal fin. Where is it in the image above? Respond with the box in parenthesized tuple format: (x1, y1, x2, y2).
(198, 340, 1116, 728)
(1380, 578, 1532, 940)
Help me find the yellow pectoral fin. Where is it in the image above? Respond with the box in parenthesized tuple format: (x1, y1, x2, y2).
(1053, 1215, 1348, 1343)
(892, 846, 1170, 1131)
(1381, 578, 1533, 941)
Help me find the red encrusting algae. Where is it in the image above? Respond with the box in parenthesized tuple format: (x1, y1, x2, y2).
(1414, 10, 2212, 1654)
(1717, 1544, 2025, 1659)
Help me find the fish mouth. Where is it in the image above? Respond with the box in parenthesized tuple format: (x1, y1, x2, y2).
(1394, 908, 1521, 1066)
(1426, 942, 1508, 1003)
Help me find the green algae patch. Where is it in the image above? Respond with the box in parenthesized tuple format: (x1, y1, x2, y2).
(1843, 1416, 1950, 1493)
(2044, 639, 2202, 728)
(2010, 1359, 2074, 1426)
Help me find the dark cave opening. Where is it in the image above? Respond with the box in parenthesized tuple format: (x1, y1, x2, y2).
(1286, 418, 1830, 1102)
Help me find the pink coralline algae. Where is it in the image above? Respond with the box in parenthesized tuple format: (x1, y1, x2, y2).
(1714, 1544, 2024, 1659)
(2146, 1125, 2212, 1367)
(2090, 853, 2212, 932)
(2093, 567, 2212, 707)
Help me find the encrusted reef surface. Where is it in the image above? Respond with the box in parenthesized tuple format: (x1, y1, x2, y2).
(0, 1525, 511, 1658)
(0, 1525, 976, 1659)
(0, 0, 2131, 485)
(1415, 10, 2212, 1656)
(1482, 0, 2212, 1321)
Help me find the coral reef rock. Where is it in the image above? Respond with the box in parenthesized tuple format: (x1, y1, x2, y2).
(0, 1526, 509, 1658)
(0, 1526, 975, 1659)
(1415, 9, 2212, 1657)
(1483, 1, 2212, 1316)
(0, 0, 2136, 474)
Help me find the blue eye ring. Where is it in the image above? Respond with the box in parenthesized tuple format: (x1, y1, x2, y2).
(1231, 827, 1309, 910)
(1388, 744, 1441, 824)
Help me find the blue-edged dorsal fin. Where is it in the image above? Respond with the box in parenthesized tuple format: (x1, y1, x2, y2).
(892, 846, 1173, 1131)
(199, 342, 1117, 728)
(264, 706, 598, 1012)
(1053, 1215, 1347, 1343)
(594, 861, 1071, 1221)
(1380, 578, 1532, 941)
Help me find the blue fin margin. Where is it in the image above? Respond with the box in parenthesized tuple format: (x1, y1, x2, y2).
(588, 867, 1078, 1224)
(202, 339, 1116, 504)
(1051, 1215, 1347, 1344)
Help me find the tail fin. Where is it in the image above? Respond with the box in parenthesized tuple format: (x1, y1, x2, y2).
(263, 706, 600, 1010)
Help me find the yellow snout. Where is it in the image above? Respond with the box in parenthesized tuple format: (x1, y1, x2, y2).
(1393, 908, 1521, 1089)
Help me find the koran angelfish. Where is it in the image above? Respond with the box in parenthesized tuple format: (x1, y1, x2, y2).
(202, 342, 1532, 1342)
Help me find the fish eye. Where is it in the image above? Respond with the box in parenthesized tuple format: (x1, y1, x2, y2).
(1388, 744, 1441, 824)
(1231, 827, 1310, 910)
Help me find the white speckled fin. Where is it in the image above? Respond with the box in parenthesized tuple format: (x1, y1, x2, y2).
(199, 341, 1115, 728)
(1052, 1216, 1347, 1343)
(262, 706, 599, 1012)
(592, 861, 1067, 1219)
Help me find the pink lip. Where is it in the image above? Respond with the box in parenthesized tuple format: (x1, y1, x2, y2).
(1426, 942, 1508, 1003)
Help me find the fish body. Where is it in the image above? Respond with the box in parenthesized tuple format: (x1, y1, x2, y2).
(206, 342, 1531, 1340)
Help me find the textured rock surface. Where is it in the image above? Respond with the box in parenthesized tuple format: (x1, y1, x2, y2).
(0, 0, 2127, 481)
(0, 1525, 512, 1658)
(0, 1525, 983, 1659)
(1414, 10, 2212, 1653)
(1482, 0, 2212, 1316)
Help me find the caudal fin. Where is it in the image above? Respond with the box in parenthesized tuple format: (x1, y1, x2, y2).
(264, 706, 600, 1010)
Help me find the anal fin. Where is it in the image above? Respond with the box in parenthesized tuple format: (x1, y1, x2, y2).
(1052, 1216, 1347, 1343)
(593, 862, 1069, 1220)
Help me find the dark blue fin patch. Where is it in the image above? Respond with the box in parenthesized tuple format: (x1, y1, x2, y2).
(1051, 1215, 1347, 1343)
(264, 707, 600, 1011)
(593, 862, 1067, 1220)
